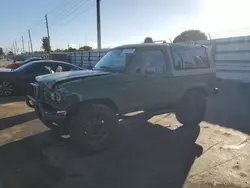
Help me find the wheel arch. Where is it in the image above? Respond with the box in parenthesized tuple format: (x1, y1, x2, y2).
(65, 98, 119, 125)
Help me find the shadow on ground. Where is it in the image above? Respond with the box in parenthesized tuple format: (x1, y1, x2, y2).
(0, 113, 202, 188)
(0, 112, 37, 130)
(205, 80, 250, 134)
(0, 131, 63, 188)
(0, 96, 25, 104)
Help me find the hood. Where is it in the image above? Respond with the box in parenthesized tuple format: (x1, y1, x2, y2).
(0, 68, 13, 72)
(36, 69, 110, 88)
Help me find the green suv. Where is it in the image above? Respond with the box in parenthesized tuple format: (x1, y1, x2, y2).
(30, 43, 217, 152)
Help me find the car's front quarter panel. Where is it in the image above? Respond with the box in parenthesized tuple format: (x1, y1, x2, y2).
(49, 74, 126, 112)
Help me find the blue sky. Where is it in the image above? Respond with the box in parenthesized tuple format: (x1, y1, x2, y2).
(1, 0, 250, 52)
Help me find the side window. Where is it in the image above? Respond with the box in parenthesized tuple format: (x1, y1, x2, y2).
(25, 64, 51, 74)
(62, 64, 79, 71)
(46, 63, 58, 72)
(172, 46, 210, 70)
(141, 50, 167, 74)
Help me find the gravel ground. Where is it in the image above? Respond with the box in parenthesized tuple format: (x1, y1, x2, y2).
(0, 80, 250, 188)
(0, 59, 12, 68)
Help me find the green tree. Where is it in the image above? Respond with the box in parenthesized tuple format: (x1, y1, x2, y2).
(8, 51, 14, 56)
(79, 45, 92, 51)
(41, 37, 51, 53)
(54, 49, 63, 52)
(0, 48, 3, 55)
(173, 30, 207, 43)
(144, 37, 153, 43)
(64, 47, 77, 52)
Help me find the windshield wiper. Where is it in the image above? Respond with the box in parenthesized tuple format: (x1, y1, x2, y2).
(99, 66, 113, 70)
(94, 66, 124, 73)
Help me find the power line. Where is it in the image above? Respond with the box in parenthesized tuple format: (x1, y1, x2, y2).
(209, 28, 250, 38)
(49, 0, 92, 28)
(49, 0, 86, 23)
(61, 1, 95, 25)
(46, 0, 74, 15)
(210, 27, 250, 35)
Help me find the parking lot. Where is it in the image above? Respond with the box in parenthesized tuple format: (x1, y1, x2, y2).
(0, 60, 250, 188)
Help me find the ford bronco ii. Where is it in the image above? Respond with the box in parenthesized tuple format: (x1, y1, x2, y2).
(29, 43, 217, 152)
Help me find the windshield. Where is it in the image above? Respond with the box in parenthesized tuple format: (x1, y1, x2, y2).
(94, 49, 135, 71)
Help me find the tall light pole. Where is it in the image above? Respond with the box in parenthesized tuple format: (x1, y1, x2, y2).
(14, 40, 18, 54)
(22, 36, 25, 53)
(28, 29, 33, 54)
(96, 0, 101, 50)
(28, 41, 30, 54)
(45, 14, 51, 53)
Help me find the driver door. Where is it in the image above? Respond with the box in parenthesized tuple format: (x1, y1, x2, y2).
(124, 47, 172, 110)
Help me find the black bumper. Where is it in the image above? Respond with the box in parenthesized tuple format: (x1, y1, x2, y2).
(36, 103, 67, 124)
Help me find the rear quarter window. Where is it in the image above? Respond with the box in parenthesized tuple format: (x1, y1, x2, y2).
(171, 45, 210, 70)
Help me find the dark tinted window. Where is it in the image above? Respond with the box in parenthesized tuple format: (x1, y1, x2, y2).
(171, 45, 210, 70)
(27, 63, 51, 74)
(141, 50, 166, 74)
(15, 62, 50, 74)
(61, 63, 82, 71)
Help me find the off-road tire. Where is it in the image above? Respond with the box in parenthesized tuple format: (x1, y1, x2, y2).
(69, 104, 118, 153)
(26, 97, 35, 108)
(175, 90, 206, 125)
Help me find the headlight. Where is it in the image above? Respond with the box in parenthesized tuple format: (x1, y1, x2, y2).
(55, 92, 61, 103)
(50, 92, 55, 101)
(50, 92, 61, 103)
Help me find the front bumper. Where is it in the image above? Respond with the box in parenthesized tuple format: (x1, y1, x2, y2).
(36, 103, 67, 124)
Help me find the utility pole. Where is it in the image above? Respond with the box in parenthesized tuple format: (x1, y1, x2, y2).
(14, 40, 18, 54)
(12, 42, 16, 59)
(45, 14, 51, 53)
(28, 29, 33, 54)
(96, 0, 101, 50)
(12, 43, 15, 54)
(208, 33, 212, 40)
(28, 41, 30, 54)
(22, 36, 25, 53)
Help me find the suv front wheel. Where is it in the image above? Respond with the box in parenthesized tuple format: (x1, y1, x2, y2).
(175, 90, 206, 125)
(69, 104, 118, 153)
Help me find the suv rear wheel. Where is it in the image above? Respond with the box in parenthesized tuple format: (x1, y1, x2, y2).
(175, 90, 206, 125)
(69, 104, 118, 153)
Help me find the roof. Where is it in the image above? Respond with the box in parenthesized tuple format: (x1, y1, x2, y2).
(32, 60, 67, 64)
(114, 42, 206, 49)
(114, 43, 170, 49)
(29, 60, 82, 68)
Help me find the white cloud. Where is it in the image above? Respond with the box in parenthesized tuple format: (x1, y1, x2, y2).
(87, 41, 114, 49)
(68, 43, 77, 48)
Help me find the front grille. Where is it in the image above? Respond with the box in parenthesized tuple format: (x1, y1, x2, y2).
(28, 82, 39, 99)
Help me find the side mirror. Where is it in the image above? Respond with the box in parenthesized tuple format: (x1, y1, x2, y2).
(145, 67, 156, 74)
